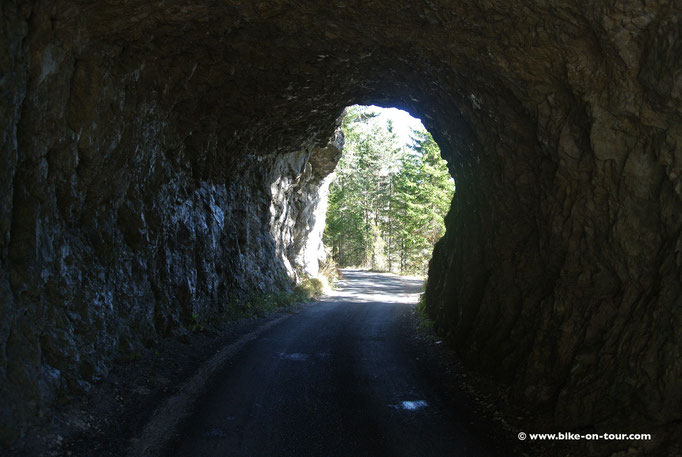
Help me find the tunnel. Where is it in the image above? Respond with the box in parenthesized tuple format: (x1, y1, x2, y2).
(1, 0, 681, 454)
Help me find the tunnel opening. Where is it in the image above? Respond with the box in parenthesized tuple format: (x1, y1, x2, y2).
(322, 105, 454, 277)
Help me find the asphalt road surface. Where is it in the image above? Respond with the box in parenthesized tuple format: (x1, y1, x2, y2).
(163, 270, 509, 457)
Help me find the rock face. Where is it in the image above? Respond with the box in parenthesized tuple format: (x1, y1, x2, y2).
(270, 129, 343, 278)
(1, 0, 680, 452)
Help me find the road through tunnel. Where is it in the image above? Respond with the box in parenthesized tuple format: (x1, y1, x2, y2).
(1, 0, 681, 453)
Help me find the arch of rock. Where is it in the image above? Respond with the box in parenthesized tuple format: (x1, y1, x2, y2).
(1, 0, 680, 448)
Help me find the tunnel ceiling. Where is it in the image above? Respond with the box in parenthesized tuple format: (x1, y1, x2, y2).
(39, 0, 586, 158)
(1, 0, 681, 451)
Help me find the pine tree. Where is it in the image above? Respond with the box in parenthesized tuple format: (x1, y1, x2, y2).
(324, 106, 454, 276)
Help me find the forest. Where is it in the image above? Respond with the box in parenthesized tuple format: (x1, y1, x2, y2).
(324, 106, 455, 276)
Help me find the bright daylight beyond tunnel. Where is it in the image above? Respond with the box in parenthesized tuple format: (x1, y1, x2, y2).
(324, 106, 454, 276)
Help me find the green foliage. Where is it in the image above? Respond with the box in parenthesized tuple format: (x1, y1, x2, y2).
(324, 106, 454, 276)
(324, 106, 401, 269)
(184, 277, 325, 332)
(416, 294, 435, 329)
(233, 277, 324, 318)
(318, 253, 342, 289)
(189, 312, 205, 333)
(296, 277, 325, 299)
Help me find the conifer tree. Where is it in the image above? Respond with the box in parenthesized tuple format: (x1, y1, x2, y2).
(324, 106, 454, 275)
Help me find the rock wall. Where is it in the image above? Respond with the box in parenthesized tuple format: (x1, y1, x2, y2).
(0, 1, 341, 441)
(269, 130, 343, 279)
(424, 6, 682, 448)
(1, 0, 680, 452)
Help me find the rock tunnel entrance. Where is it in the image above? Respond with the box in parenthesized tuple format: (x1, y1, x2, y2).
(1, 0, 681, 454)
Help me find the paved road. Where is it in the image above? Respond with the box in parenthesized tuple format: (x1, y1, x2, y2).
(163, 270, 508, 457)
